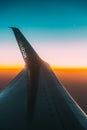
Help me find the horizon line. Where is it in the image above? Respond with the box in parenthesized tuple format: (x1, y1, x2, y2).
(1, 65, 87, 70)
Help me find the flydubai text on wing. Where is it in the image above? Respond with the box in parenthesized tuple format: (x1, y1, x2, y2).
(19, 41, 27, 58)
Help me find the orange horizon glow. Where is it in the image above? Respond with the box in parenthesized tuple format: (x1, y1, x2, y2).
(0, 65, 24, 70)
(1, 64, 87, 70)
(51, 65, 87, 69)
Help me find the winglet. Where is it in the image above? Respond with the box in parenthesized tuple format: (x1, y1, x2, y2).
(10, 27, 42, 68)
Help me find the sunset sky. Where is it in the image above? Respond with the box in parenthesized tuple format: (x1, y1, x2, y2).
(0, 0, 87, 68)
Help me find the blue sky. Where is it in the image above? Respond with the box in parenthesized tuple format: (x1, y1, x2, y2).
(0, 0, 87, 68)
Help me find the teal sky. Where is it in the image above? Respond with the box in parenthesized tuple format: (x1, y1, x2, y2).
(0, 0, 87, 67)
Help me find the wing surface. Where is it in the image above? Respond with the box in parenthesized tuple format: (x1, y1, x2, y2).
(0, 28, 87, 130)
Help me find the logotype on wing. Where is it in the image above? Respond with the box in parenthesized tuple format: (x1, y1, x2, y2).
(19, 41, 27, 59)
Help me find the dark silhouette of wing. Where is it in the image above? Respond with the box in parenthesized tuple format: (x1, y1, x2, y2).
(0, 28, 87, 130)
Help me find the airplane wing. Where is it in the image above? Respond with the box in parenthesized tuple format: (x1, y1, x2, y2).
(0, 69, 28, 130)
(0, 28, 87, 130)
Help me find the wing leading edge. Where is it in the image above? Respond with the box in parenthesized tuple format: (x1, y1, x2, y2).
(0, 28, 87, 130)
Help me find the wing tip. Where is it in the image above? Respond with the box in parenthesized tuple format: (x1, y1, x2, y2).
(9, 27, 19, 30)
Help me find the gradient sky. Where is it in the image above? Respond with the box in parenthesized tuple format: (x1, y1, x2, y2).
(0, 0, 87, 68)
